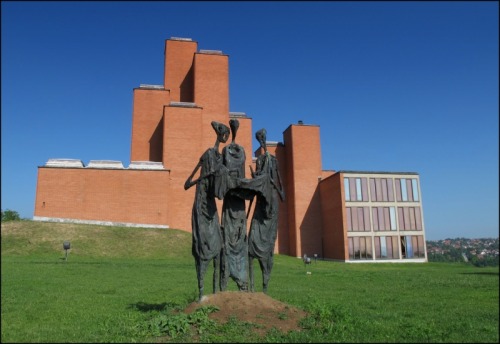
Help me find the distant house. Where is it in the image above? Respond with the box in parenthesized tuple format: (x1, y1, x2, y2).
(34, 37, 428, 262)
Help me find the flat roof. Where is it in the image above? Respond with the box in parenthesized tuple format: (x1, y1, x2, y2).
(335, 170, 419, 176)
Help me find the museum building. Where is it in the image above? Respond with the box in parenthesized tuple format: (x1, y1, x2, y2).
(34, 37, 428, 263)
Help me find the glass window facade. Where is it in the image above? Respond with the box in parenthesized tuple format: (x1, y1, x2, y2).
(400, 235, 425, 258)
(344, 174, 425, 262)
(346, 207, 371, 231)
(374, 236, 399, 259)
(396, 178, 419, 202)
(348, 236, 373, 260)
(398, 206, 423, 230)
(372, 207, 396, 231)
(345, 177, 368, 202)
(370, 178, 395, 202)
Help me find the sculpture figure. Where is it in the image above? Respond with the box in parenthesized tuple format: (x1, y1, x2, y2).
(220, 119, 248, 291)
(184, 121, 230, 301)
(248, 128, 285, 293)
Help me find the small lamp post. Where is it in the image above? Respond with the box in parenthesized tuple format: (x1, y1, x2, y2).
(63, 241, 71, 262)
(314, 253, 318, 263)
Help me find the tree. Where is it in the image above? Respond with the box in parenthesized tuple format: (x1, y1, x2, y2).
(1, 209, 21, 222)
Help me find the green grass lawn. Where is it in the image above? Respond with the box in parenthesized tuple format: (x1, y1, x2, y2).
(1, 220, 498, 343)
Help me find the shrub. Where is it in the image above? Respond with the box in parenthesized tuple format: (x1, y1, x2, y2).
(1, 209, 21, 222)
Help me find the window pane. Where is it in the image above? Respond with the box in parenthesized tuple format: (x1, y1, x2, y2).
(363, 207, 371, 232)
(361, 178, 369, 201)
(387, 178, 395, 201)
(360, 237, 366, 259)
(356, 178, 362, 201)
(375, 178, 383, 201)
(357, 208, 364, 231)
(398, 207, 405, 230)
(354, 237, 360, 259)
(366, 237, 373, 258)
(380, 236, 387, 258)
(372, 208, 379, 231)
(352, 207, 359, 231)
(349, 177, 357, 201)
(415, 207, 422, 230)
(378, 207, 385, 230)
(348, 237, 354, 259)
(412, 179, 419, 201)
(374, 237, 381, 258)
(370, 178, 376, 202)
(409, 207, 416, 230)
(395, 179, 402, 201)
(401, 178, 408, 201)
(406, 179, 413, 201)
(346, 207, 352, 231)
(412, 236, 419, 258)
(406, 236, 413, 258)
(417, 236, 425, 257)
(381, 178, 388, 201)
(401, 236, 407, 258)
(389, 207, 397, 230)
(392, 236, 400, 258)
(383, 207, 390, 231)
(344, 178, 350, 201)
(386, 236, 393, 258)
(403, 208, 410, 230)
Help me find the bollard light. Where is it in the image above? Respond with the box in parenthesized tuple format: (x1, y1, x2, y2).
(314, 253, 318, 263)
(63, 241, 71, 261)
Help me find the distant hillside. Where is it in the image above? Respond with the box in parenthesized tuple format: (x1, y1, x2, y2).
(426, 237, 499, 266)
(1, 220, 192, 260)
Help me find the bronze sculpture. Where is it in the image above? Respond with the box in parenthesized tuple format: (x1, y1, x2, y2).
(185, 122, 284, 299)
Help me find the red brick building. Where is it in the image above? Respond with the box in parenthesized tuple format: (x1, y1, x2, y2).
(34, 37, 427, 262)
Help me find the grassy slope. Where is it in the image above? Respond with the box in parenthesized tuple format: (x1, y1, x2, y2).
(1, 221, 499, 343)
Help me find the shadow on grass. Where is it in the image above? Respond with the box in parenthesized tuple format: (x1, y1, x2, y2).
(26, 261, 107, 265)
(128, 290, 198, 313)
(460, 271, 499, 276)
(128, 301, 178, 312)
(13, 260, 187, 268)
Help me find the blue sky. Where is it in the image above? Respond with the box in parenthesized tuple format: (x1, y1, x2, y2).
(2, 1, 498, 240)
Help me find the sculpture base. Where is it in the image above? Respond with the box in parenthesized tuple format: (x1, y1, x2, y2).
(184, 291, 307, 335)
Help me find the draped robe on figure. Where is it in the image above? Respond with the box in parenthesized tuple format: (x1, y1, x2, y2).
(191, 147, 224, 261)
(220, 142, 248, 289)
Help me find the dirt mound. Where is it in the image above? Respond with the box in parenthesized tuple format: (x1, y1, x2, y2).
(184, 291, 307, 335)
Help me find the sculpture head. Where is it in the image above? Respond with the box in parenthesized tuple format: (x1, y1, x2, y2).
(211, 121, 230, 143)
(255, 128, 267, 152)
(229, 119, 240, 143)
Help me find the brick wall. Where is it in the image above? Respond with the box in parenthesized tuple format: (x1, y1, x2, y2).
(35, 167, 170, 226)
(320, 172, 348, 260)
